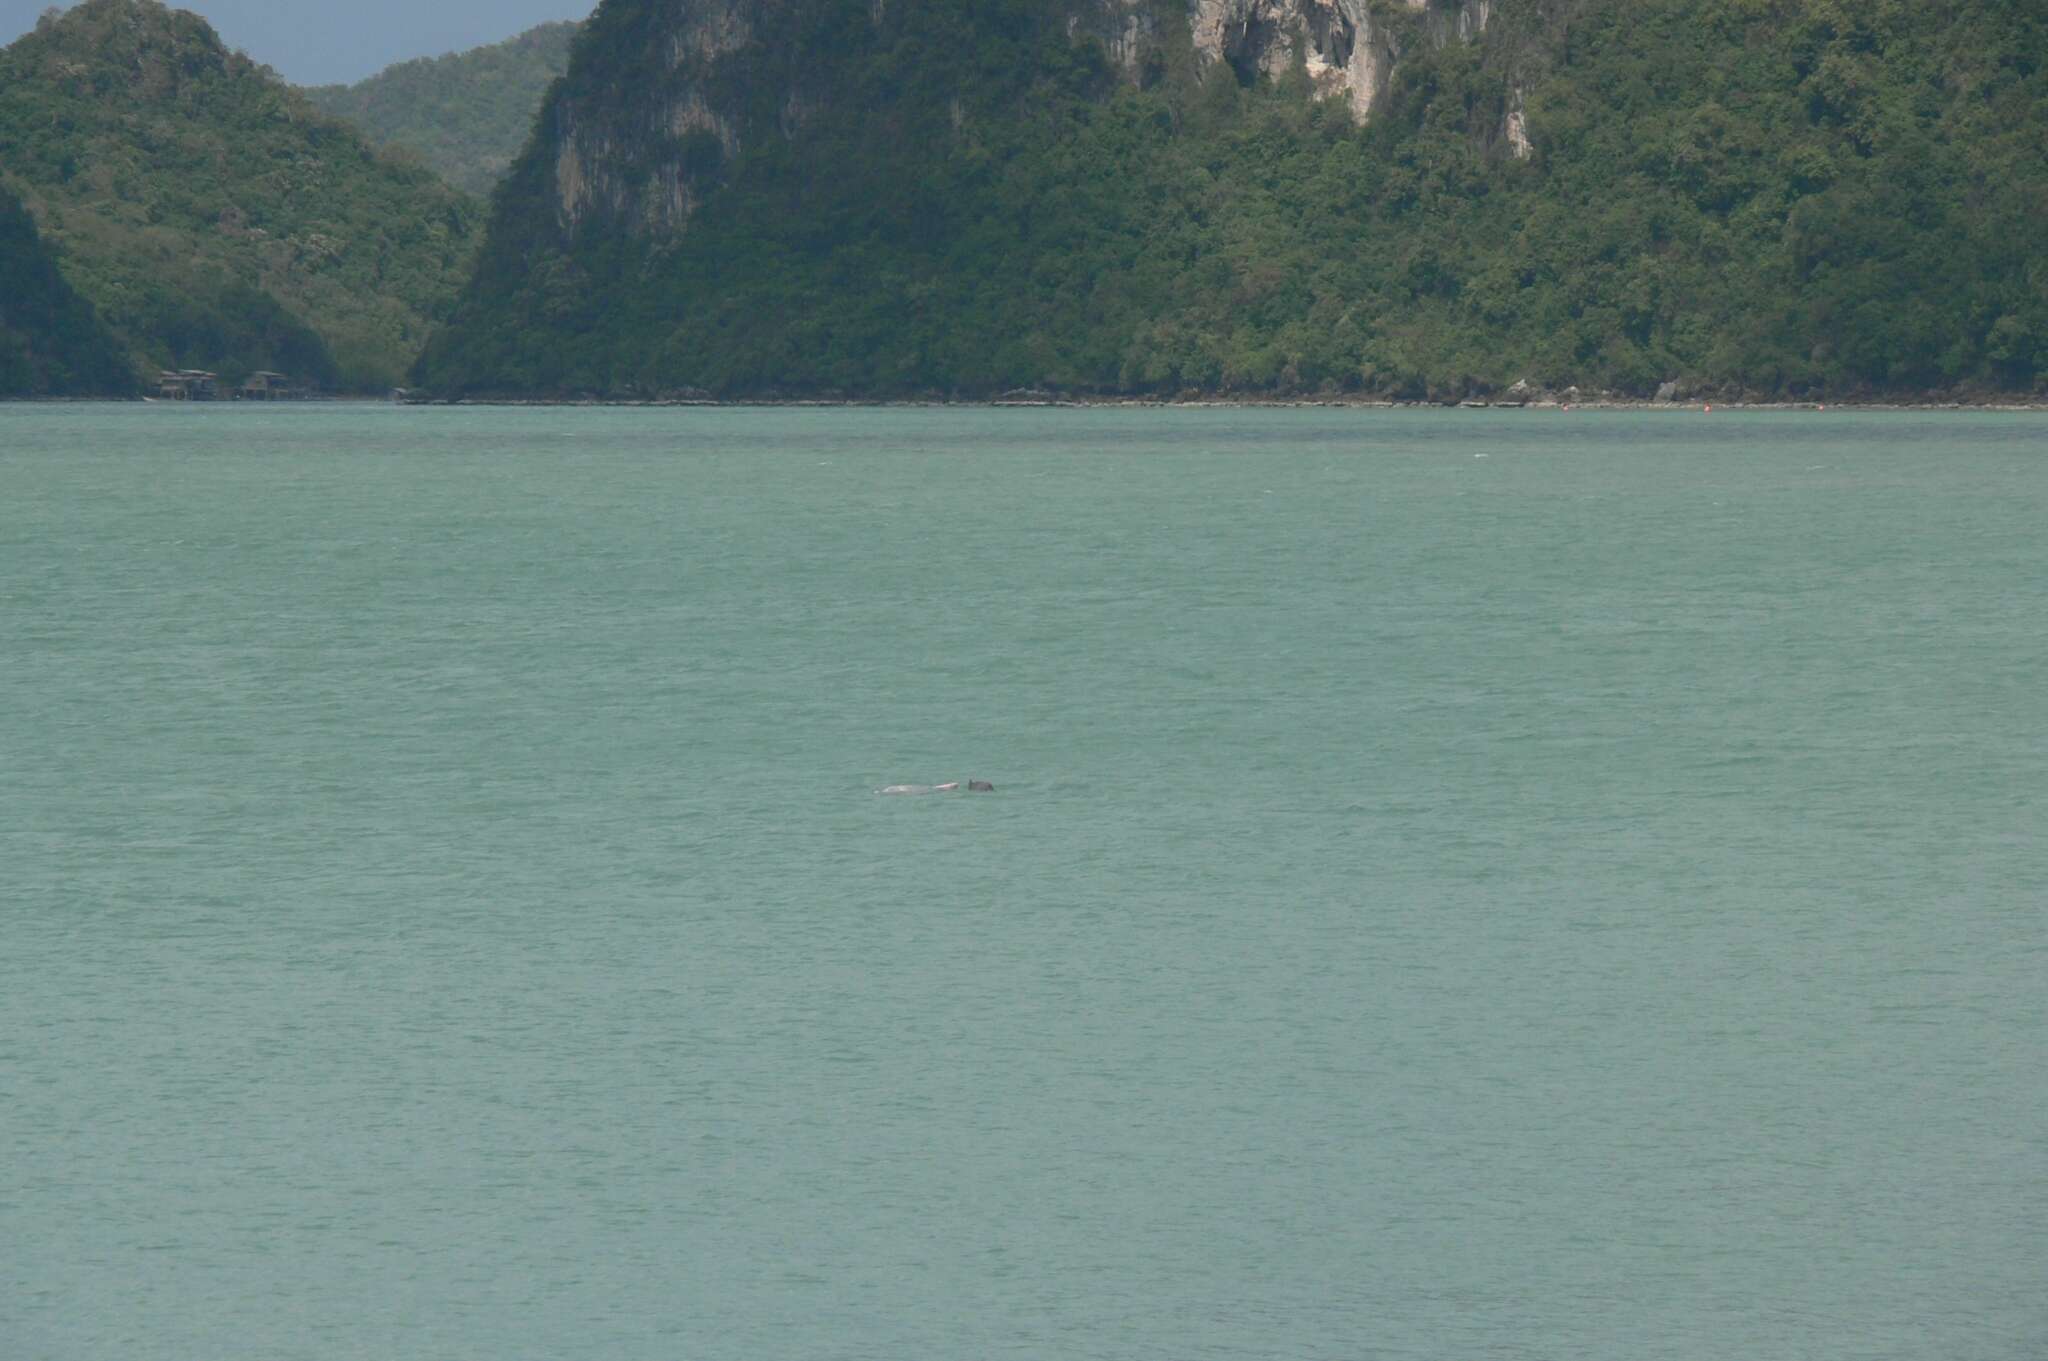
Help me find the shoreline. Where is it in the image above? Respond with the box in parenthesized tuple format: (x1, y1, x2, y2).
(413, 395, 2048, 412)
(10, 394, 2048, 412)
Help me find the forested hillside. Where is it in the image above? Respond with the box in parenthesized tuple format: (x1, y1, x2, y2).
(0, 0, 481, 392)
(306, 22, 580, 197)
(417, 0, 2048, 401)
(0, 184, 135, 397)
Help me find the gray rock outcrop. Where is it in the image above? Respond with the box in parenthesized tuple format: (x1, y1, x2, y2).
(1188, 0, 1485, 120)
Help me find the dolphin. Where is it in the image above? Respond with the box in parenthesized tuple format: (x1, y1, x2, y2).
(875, 781, 995, 795)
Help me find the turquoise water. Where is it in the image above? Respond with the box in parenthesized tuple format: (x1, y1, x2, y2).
(4, 404, 2044, 1360)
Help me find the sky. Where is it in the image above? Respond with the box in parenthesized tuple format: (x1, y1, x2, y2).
(0, 0, 596, 85)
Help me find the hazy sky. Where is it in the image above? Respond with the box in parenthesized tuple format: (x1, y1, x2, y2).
(1, 0, 596, 85)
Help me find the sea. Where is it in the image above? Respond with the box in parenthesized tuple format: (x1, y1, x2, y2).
(3, 403, 2043, 1360)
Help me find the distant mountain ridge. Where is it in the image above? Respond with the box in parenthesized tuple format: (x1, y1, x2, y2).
(417, 0, 2048, 402)
(305, 22, 581, 197)
(0, 0, 480, 392)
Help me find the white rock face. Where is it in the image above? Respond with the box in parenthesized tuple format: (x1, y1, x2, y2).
(1184, 0, 1483, 120)
(1504, 85, 1532, 158)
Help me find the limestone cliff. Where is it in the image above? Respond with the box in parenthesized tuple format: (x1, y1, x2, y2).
(421, 0, 2048, 404)
(546, 0, 1506, 238)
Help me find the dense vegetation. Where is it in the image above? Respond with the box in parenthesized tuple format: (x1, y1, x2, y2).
(0, 183, 136, 396)
(419, 0, 2048, 401)
(0, 0, 481, 392)
(305, 22, 580, 197)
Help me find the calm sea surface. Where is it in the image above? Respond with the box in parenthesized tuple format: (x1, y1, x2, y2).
(3, 404, 2044, 1360)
